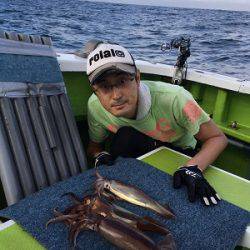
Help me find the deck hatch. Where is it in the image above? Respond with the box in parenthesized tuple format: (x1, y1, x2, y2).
(0, 31, 87, 205)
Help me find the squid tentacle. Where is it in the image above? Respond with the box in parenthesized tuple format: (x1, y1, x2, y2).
(46, 214, 79, 228)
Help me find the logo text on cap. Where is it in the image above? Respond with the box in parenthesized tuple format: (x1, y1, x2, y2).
(89, 49, 125, 66)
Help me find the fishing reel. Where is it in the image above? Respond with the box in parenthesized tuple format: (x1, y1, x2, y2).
(161, 36, 191, 85)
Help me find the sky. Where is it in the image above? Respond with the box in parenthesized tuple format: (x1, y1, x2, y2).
(90, 0, 250, 11)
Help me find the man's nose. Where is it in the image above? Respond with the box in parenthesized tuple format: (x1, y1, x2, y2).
(111, 86, 122, 100)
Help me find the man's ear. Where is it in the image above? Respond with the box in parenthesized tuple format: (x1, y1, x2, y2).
(135, 69, 140, 83)
(91, 85, 98, 96)
(91, 85, 96, 92)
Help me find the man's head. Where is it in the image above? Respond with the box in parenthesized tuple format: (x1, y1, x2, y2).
(86, 42, 140, 119)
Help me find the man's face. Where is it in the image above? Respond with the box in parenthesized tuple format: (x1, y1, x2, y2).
(92, 71, 140, 119)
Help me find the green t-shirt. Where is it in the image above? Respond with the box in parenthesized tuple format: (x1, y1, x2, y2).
(87, 81, 210, 149)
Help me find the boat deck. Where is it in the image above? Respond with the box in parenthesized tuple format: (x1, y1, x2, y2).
(0, 147, 249, 249)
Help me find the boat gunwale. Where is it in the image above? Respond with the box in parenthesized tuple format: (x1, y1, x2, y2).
(56, 52, 250, 94)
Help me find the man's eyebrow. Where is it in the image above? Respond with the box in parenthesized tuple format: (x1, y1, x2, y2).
(115, 72, 131, 77)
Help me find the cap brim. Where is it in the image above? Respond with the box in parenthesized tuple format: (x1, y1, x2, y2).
(88, 62, 136, 84)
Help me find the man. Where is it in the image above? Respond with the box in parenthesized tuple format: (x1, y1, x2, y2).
(86, 40, 228, 206)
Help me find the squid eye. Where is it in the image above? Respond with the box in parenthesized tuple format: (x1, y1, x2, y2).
(105, 183, 109, 188)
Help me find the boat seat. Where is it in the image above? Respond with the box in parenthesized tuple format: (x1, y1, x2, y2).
(0, 31, 88, 206)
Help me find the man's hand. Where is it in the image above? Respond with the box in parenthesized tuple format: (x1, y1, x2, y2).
(173, 165, 221, 206)
(94, 151, 114, 167)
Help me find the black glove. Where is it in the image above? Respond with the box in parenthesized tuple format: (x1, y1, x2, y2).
(94, 151, 114, 167)
(173, 165, 221, 206)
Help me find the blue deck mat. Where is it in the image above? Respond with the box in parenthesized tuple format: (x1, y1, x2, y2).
(0, 158, 249, 250)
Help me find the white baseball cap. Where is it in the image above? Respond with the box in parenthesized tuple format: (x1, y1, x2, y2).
(86, 43, 136, 84)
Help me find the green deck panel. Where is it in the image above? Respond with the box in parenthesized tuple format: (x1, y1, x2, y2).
(198, 85, 217, 115)
(213, 89, 228, 123)
(0, 147, 248, 249)
(181, 81, 250, 144)
(141, 148, 250, 212)
(227, 92, 250, 126)
(219, 124, 250, 143)
(213, 142, 250, 180)
(188, 83, 203, 101)
(0, 223, 44, 250)
(63, 72, 93, 120)
(224, 91, 250, 143)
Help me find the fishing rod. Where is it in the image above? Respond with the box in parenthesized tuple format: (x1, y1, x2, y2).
(161, 36, 191, 85)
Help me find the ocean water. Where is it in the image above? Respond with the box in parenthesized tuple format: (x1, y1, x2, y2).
(0, 0, 249, 80)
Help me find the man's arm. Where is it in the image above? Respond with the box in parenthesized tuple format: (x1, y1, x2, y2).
(87, 140, 105, 158)
(173, 120, 228, 205)
(186, 119, 228, 171)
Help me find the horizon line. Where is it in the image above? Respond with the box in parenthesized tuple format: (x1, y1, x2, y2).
(86, 0, 250, 12)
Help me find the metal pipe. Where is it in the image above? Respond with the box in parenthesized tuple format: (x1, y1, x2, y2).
(38, 95, 70, 180)
(0, 98, 36, 196)
(14, 98, 48, 190)
(0, 112, 23, 205)
(49, 95, 79, 176)
(27, 96, 60, 185)
(60, 94, 88, 172)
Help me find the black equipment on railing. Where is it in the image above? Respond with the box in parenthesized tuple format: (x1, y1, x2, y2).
(161, 36, 191, 85)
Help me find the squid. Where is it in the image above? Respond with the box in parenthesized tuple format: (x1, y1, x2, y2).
(46, 193, 176, 249)
(94, 171, 175, 219)
(47, 193, 170, 234)
(69, 214, 176, 250)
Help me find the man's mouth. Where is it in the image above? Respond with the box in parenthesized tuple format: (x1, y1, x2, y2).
(112, 101, 126, 107)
